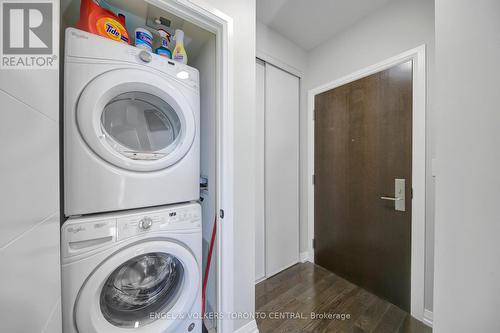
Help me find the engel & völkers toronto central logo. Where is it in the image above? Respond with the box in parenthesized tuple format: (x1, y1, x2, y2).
(1, 0, 58, 69)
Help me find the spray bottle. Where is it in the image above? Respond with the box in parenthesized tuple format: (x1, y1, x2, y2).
(155, 29, 172, 59)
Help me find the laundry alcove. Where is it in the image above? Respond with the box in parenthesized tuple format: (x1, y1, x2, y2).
(60, 0, 228, 331)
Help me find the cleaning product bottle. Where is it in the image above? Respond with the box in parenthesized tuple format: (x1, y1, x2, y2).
(135, 27, 153, 52)
(172, 29, 188, 64)
(77, 0, 130, 44)
(155, 29, 172, 59)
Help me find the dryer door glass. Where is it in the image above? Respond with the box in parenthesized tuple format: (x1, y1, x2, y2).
(100, 252, 184, 328)
(101, 91, 182, 160)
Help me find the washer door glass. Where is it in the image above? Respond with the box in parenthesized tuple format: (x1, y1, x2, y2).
(101, 92, 182, 160)
(100, 252, 184, 328)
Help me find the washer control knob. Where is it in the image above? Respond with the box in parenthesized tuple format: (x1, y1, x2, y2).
(138, 217, 153, 230)
(139, 51, 152, 63)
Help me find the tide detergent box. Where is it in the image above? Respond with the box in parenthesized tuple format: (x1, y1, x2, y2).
(77, 0, 130, 44)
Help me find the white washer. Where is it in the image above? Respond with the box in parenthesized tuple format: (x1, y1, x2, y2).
(61, 202, 202, 333)
(64, 28, 200, 216)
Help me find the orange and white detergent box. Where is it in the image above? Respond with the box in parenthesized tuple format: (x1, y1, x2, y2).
(76, 0, 130, 44)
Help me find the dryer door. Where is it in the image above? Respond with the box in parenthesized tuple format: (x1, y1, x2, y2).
(77, 68, 196, 172)
(75, 241, 200, 333)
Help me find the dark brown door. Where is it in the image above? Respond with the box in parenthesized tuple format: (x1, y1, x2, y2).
(314, 61, 412, 311)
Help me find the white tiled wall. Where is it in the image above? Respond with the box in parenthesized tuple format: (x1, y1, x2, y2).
(0, 89, 59, 246)
(0, 47, 61, 333)
(0, 76, 61, 333)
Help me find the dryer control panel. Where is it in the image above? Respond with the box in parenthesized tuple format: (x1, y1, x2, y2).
(61, 203, 201, 258)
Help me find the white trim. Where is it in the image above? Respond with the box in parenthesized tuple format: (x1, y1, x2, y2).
(256, 50, 304, 78)
(145, 1, 234, 332)
(267, 261, 299, 278)
(423, 309, 433, 327)
(234, 319, 259, 333)
(307, 45, 427, 321)
(299, 251, 310, 263)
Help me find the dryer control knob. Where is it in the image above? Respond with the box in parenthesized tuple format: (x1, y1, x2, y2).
(139, 50, 152, 63)
(138, 217, 153, 230)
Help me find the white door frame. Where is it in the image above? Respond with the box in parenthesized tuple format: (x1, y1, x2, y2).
(146, 0, 234, 332)
(306, 45, 427, 321)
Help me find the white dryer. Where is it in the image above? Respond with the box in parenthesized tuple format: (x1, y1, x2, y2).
(64, 28, 200, 216)
(61, 202, 202, 333)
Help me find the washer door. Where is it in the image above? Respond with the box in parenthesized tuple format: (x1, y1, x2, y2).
(75, 241, 200, 333)
(77, 68, 196, 172)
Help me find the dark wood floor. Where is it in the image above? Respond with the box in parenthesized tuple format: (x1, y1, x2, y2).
(256, 262, 431, 333)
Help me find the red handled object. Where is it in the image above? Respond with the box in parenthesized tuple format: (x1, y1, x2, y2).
(202, 216, 217, 319)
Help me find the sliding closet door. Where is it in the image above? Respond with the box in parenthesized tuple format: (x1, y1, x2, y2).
(255, 59, 266, 282)
(265, 64, 300, 277)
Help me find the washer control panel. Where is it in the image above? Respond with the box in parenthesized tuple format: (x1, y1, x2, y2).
(62, 203, 201, 258)
(116, 204, 201, 241)
(61, 219, 116, 258)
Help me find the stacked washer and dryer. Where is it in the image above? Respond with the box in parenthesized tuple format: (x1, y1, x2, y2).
(61, 28, 203, 333)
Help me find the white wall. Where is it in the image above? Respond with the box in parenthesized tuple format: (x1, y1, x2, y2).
(192, 0, 257, 331)
(434, 0, 500, 331)
(302, 0, 435, 311)
(256, 21, 307, 75)
(0, 2, 61, 332)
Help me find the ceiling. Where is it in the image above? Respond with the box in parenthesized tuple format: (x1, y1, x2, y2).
(257, 0, 394, 50)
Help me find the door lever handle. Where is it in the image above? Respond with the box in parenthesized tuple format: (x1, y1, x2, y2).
(380, 196, 402, 201)
(380, 179, 406, 211)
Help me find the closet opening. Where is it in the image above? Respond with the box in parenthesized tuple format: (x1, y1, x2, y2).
(255, 58, 300, 282)
(60, 1, 234, 332)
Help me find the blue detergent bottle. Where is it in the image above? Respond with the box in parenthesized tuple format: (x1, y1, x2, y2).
(155, 29, 172, 59)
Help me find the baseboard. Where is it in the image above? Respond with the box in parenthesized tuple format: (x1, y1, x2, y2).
(255, 276, 266, 285)
(423, 309, 433, 327)
(299, 251, 310, 263)
(234, 319, 259, 333)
